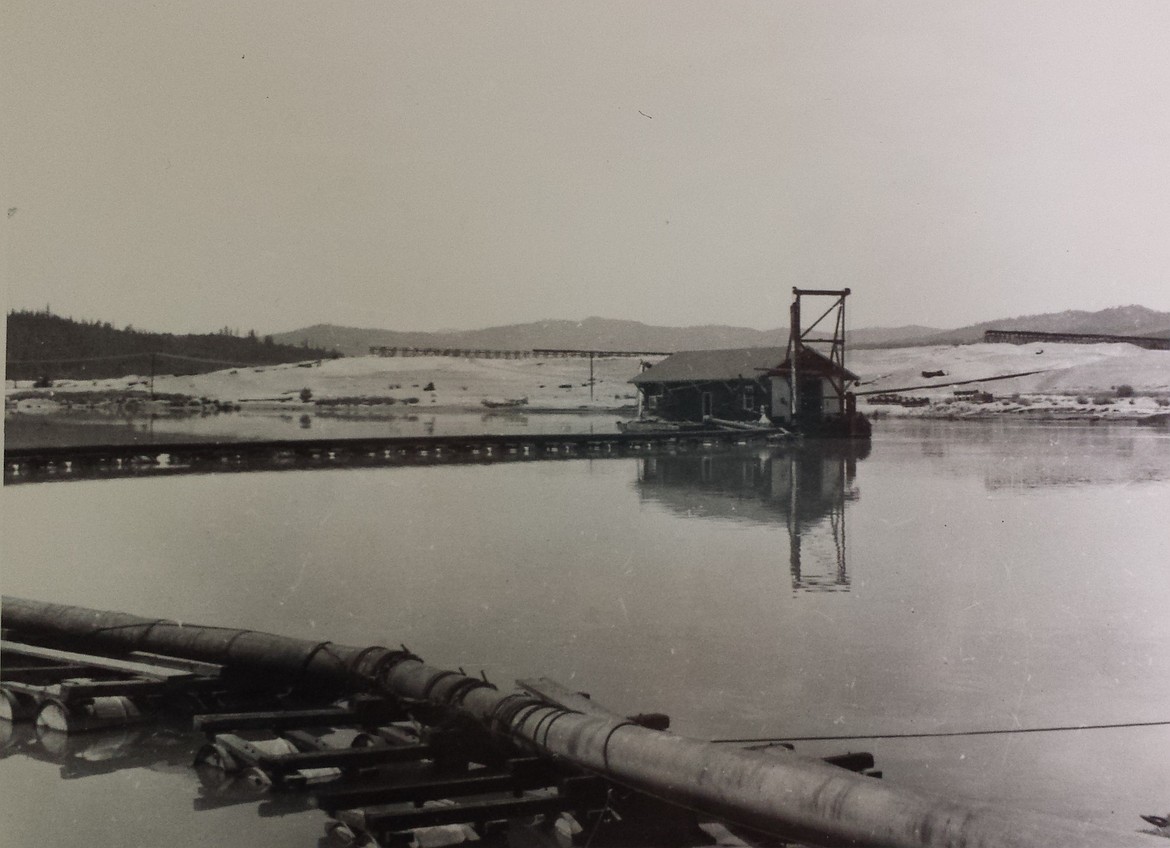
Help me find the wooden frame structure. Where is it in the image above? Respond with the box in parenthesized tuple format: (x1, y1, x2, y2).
(787, 287, 851, 424)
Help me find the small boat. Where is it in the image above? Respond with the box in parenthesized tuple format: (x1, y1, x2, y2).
(1140, 813, 1170, 837)
(481, 397, 528, 409)
(617, 417, 672, 433)
(616, 417, 706, 434)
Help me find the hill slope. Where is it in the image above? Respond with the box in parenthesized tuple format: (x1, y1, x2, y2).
(905, 305, 1170, 347)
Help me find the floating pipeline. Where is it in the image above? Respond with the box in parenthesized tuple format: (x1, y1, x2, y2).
(4, 430, 801, 485)
(2, 596, 1161, 848)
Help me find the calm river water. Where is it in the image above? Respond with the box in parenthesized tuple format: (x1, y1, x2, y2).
(3, 419, 1170, 846)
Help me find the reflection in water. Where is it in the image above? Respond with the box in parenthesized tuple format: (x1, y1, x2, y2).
(636, 442, 869, 593)
(0, 719, 318, 824)
(480, 411, 529, 426)
(5, 408, 624, 450)
(5, 422, 1170, 839)
(0, 720, 196, 780)
(890, 420, 1170, 489)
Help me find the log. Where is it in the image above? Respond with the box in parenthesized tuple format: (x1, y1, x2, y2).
(340, 792, 577, 833)
(313, 772, 550, 812)
(1, 639, 203, 680)
(256, 743, 435, 774)
(194, 708, 378, 733)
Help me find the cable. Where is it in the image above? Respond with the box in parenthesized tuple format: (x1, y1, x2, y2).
(712, 718, 1170, 744)
(852, 368, 1051, 397)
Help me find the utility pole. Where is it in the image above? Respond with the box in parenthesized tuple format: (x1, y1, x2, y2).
(788, 295, 800, 422)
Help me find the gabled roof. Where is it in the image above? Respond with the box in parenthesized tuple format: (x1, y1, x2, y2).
(768, 346, 859, 382)
(632, 345, 858, 385)
(631, 347, 786, 384)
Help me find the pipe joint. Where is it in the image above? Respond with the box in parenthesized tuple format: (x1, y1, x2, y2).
(362, 647, 423, 690)
(487, 693, 548, 736)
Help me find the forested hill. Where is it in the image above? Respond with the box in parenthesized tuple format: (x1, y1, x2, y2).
(6, 310, 339, 382)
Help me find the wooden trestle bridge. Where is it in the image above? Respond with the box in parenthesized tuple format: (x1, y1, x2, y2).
(0, 597, 1162, 848)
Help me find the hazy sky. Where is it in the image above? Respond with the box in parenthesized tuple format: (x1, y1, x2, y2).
(5, 2, 1170, 335)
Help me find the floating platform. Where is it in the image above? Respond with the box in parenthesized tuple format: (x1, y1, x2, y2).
(3, 596, 1161, 848)
(1, 598, 878, 848)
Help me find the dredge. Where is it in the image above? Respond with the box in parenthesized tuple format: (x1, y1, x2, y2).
(627, 289, 871, 439)
(1, 596, 1161, 848)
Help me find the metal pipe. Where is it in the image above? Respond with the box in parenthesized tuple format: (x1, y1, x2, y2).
(0, 597, 398, 691)
(2, 596, 1159, 848)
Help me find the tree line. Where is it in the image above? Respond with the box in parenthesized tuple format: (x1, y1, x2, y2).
(6, 309, 340, 382)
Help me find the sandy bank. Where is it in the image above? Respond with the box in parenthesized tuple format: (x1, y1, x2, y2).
(7, 355, 643, 413)
(7, 343, 1169, 424)
(849, 342, 1170, 421)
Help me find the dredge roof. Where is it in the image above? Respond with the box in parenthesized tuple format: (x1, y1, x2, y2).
(631, 347, 787, 384)
(632, 346, 858, 384)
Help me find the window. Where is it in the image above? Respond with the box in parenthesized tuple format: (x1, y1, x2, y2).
(742, 384, 755, 412)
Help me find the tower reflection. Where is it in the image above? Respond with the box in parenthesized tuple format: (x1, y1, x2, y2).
(635, 442, 869, 592)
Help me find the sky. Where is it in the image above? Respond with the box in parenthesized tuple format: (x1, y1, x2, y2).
(5, 2, 1170, 335)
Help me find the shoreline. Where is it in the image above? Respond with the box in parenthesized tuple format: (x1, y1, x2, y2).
(7, 343, 1170, 448)
(6, 398, 1167, 453)
(863, 393, 1169, 424)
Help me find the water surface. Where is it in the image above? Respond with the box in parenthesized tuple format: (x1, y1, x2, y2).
(3, 420, 1169, 846)
(4, 407, 624, 449)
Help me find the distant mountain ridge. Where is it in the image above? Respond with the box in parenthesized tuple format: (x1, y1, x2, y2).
(271, 306, 1170, 356)
(270, 317, 945, 356)
(14, 306, 1164, 383)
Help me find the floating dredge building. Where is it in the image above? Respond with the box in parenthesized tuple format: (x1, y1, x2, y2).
(631, 289, 871, 438)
